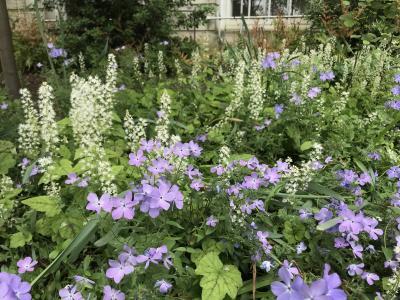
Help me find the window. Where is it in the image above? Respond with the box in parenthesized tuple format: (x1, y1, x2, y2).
(231, 0, 306, 17)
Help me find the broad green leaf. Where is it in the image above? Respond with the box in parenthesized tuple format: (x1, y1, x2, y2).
(308, 182, 346, 202)
(300, 141, 314, 151)
(10, 232, 32, 248)
(316, 217, 342, 231)
(22, 196, 61, 217)
(195, 252, 243, 300)
(238, 274, 274, 295)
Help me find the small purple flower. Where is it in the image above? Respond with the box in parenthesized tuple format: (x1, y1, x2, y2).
(155, 280, 172, 294)
(394, 73, 400, 83)
(368, 152, 381, 160)
(190, 179, 204, 191)
(30, 166, 40, 177)
(361, 272, 379, 285)
(172, 142, 191, 158)
(103, 285, 125, 300)
(296, 242, 307, 254)
(211, 165, 225, 176)
(260, 260, 273, 272)
(106, 259, 134, 284)
(112, 191, 135, 220)
(274, 104, 284, 119)
(59, 285, 83, 300)
(385, 100, 400, 110)
(391, 85, 400, 96)
(315, 207, 333, 224)
(347, 263, 364, 276)
(0, 102, 8, 110)
(73, 275, 94, 287)
(206, 216, 218, 227)
(387, 166, 400, 179)
(261, 52, 280, 69)
(195, 134, 207, 142)
(290, 93, 302, 105)
(282, 73, 289, 80)
(299, 208, 312, 220)
(86, 192, 113, 214)
(129, 150, 146, 167)
(17, 257, 37, 274)
(188, 141, 202, 157)
(136, 246, 167, 269)
(65, 173, 79, 185)
(49, 47, 67, 58)
(320, 70, 335, 81)
(77, 178, 89, 188)
(308, 87, 321, 99)
(271, 266, 304, 299)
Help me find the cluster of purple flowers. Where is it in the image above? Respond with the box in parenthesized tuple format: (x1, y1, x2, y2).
(65, 173, 89, 188)
(262, 52, 280, 69)
(290, 93, 302, 105)
(105, 245, 172, 290)
(271, 263, 347, 299)
(254, 118, 272, 131)
(48, 43, 67, 59)
(384, 100, 400, 110)
(274, 104, 284, 119)
(257, 231, 272, 255)
(336, 169, 373, 196)
(308, 87, 321, 99)
(0, 272, 31, 299)
(386, 166, 400, 207)
(320, 70, 335, 82)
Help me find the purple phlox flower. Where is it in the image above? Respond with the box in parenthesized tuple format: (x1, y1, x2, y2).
(315, 207, 333, 224)
(322, 264, 347, 299)
(260, 260, 273, 272)
(59, 285, 83, 300)
(118, 245, 138, 266)
(311, 160, 324, 170)
(73, 275, 94, 287)
(357, 172, 371, 186)
(391, 193, 400, 207)
(334, 237, 349, 249)
(139, 139, 156, 152)
(391, 85, 400, 96)
(308, 87, 321, 99)
(17, 257, 37, 274)
(29, 165, 40, 177)
(242, 173, 263, 190)
(354, 197, 364, 207)
(397, 216, 400, 230)
(320, 70, 335, 81)
(336, 169, 358, 186)
(251, 199, 265, 212)
(264, 167, 281, 184)
(324, 156, 333, 164)
(163, 255, 173, 269)
(347, 263, 364, 276)
(274, 104, 284, 119)
(195, 134, 207, 142)
(247, 157, 260, 170)
(368, 152, 381, 160)
(47, 43, 54, 49)
(20, 158, 30, 168)
(226, 184, 241, 196)
(299, 208, 312, 220)
(254, 124, 265, 131)
(112, 191, 135, 220)
(387, 166, 400, 179)
(276, 160, 290, 173)
(271, 266, 305, 299)
(250, 221, 257, 229)
(282, 73, 289, 80)
(290, 93, 302, 105)
(241, 201, 253, 215)
(155, 280, 172, 294)
(49, 47, 67, 58)
(188, 140, 202, 157)
(103, 285, 125, 300)
(186, 165, 201, 179)
(385, 100, 400, 110)
(384, 260, 399, 271)
(291, 59, 301, 66)
(206, 216, 218, 227)
(86, 192, 113, 214)
(211, 165, 225, 176)
(0, 102, 8, 110)
(361, 272, 379, 285)
(148, 158, 173, 175)
(296, 242, 307, 254)
(282, 260, 299, 279)
(190, 179, 204, 191)
(136, 246, 166, 269)
(106, 259, 134, 284)
(172, 142, 191, 158)
(0, 272, 32, 300)
(338, 208, 362, 235)
(129, 150, 146, 167)
(65, 173, 79, 185)
(261, 52, 280, 69)
(349, 242, 363, 259)
(77, 177, 89, 188)
(363, 218, 383, 240)
(395, 73, 400, 83)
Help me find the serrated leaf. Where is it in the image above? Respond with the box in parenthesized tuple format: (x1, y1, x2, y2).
(22, 196, 61, 217)
(195, 252, 243, 300)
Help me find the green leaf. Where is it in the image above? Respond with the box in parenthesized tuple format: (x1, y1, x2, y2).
(31, 218, 99, 287)
(10, 232, 32, 248)
(316, 217, 342, 231)
(166, 220, 184, 229)
(238, 274, 274, 295)
(195, 252, 243, 300)
(307, 182, 346, 202)
(22, 196, 61, 217)
(300, 141, 314, 152)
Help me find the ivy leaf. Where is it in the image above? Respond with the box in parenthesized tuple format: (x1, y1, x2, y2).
(22, 196, 61, 217)
(10, 232, 32, 248)
(195, 252, 243, 300)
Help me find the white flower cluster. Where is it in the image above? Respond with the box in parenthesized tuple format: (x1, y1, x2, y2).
(123, 110, 148, 152)
(248, 60, 264, 120)
(38, 82, 59, 154)
(78, 52, 86, 72)
(0, 175, 14, 197)
(190, 48, 201, 88)
(18, 89, 40, 157)
(144, 43, 154, 78)
(158, 50, 167, 78)
(43, 181, 61, 198)
(219, 145, 231, 166)
(175, 58, 184, 84)
(132, 56, 142, 84)
(283, 144, 324, 197)
(155, 90, 172, 145)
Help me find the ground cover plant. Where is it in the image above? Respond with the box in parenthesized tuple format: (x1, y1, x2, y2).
(1, 36, 400, 300)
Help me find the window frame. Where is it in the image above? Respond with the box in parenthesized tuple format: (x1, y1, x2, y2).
(231, 0, 305, 18)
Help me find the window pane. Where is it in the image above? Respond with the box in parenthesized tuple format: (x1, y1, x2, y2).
(251, 0, 266, 16)
(232, 0, 249, 16)
(271, 0, 288, 16)
(291, 0, 306, 15)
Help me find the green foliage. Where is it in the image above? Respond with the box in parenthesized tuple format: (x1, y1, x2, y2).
(195, 252, 243, 300)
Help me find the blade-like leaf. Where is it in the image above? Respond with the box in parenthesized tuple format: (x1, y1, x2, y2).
(316, 217, 342, 231)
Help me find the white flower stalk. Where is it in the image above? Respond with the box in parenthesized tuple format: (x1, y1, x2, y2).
(43, 181, 61, 198)
(175, 58, 184, 83)
(190, 48, 201, 88)
(38, 82, 59, 154)
(97, 148, 117, 195)
(132, 56, 142, 84)
(18, 88, 40, 157)
(155, 90, 172, 144)
(101, 54, 118, 130)
(219, 145, 231, 166)
(144, 43, 153, 78)
(158, 50, 167, 78)
(78, 52, 86, 72)
(124, 110, 148, 151)
(248, 60, 264, 121)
